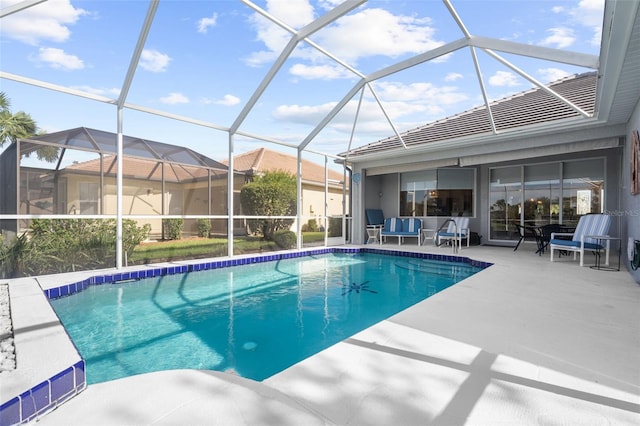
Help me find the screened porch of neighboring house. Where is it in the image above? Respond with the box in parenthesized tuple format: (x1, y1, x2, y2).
(0, 127, 243, 241)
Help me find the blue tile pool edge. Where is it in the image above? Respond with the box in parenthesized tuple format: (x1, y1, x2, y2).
(41, 247, 492, 301)
(0, 360, 86, 425)
(0, 247, 491, 425)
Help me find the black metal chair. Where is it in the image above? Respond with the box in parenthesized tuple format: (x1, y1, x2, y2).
(513, 224, 538, 251)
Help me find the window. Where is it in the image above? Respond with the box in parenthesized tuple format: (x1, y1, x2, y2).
(562, 159, 604, 226)
(400, 168, 474, 217)
(489, 158, 605, 241)
(79, 182, 99, 214)
(489, 166, 521, 241)
(524, 163, 560, 227)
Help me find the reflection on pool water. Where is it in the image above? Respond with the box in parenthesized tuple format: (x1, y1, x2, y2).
(50, 251, 488, 384)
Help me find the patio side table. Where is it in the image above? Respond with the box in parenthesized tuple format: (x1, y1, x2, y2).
(587, 235, 621, 271)
(421, 228, 436, 246)
(366, 226, 381, 244)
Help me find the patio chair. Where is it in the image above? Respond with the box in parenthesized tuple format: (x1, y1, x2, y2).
(436, 217, 470, 248)
(513, 224, 538, 251)
(365, 209, 385, 227)
(549, 214, 612, 266)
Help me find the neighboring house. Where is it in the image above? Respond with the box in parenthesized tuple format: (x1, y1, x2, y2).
(224, 148, 349, 230)
(0, 127, 243, 239)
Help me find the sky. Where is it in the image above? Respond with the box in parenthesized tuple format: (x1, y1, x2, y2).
(0, 0, 605, 166)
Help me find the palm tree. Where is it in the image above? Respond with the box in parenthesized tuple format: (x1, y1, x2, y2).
(0, 92, 58, 162)
(0, 92, 38, 147)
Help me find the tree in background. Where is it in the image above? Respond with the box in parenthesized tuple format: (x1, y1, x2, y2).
(0, 92, 37, 147)
(240, 170, 296, 240)
(0, 91, 58, 161)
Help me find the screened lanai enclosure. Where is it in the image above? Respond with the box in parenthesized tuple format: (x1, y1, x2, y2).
(1, 0, 639, 278)
(0, 127, 242, 238)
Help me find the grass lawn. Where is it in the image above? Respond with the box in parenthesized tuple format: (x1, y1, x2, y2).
(129, 232, 326, 264)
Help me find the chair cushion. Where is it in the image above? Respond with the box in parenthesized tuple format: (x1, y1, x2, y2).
(366, 209, 385, 226)
(402, 218, 421, 234)
(572, 214, 611, 245)
(550, 239, 602, 250)
(382, 217, 399, 233)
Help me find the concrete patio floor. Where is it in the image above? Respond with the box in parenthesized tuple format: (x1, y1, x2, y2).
(13, 243, 640, 425)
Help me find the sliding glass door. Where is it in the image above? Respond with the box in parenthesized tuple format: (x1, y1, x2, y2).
(489, 158, 604, 242)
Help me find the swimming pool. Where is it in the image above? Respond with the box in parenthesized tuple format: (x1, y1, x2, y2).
(50, 249, 489, 384)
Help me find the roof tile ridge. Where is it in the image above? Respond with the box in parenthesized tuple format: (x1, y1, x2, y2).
(252, 147, 266, 172)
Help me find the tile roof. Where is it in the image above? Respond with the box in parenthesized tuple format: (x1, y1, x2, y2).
(344, 72, 597, 158)
(224, 148, 346, 186)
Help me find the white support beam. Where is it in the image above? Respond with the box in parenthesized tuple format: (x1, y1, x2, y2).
(469, 46, 497, 134)
(231, 0, 364, 135)
(366, 83, 407, 149)
(469, 35, 599, 69)
(299, 79, 367, 150)
(367, 38, 469, 82)
(0, 71, 116, 104)
(0, 0, 46, 18)
(118, 0, 159, 108)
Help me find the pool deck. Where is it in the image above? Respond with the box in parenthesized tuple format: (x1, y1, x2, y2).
(4, 243, 640, 425)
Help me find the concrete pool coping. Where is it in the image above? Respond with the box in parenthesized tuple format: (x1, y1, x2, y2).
(2, 244, 639, 425)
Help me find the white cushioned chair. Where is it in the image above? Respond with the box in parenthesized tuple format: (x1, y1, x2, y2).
(549, 214, 611, 266)
(436, 217, 470, 248)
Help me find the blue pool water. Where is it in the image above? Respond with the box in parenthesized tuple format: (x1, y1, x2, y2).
(50, 252, 485, 384)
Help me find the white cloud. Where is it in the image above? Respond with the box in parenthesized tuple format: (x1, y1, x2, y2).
(246, 3, 443, 73)
(549, 0, 604, 47)
(36, 47, 84, 70)
(540, 27, 576, 49)
(488, 71, 520, 87)
(197, 13, 218, 34)
(572, 0, 605, 46)
(160, 92, 189, 105)
(289, 63, 355, 80)
(272, 80, 469, 131)
(572, 0, 605, 27)
(216, 94, 241, 106)
(0, 0, 87, 45)
(538, 68, 570, 83)
(444, 72, 463, 82)
(310, 8, 441, 63)
(140, 49, 171, 72)
(245, 0, 315, 66)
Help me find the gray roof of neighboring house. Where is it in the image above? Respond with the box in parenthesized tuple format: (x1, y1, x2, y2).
(343, 72, 597, 158)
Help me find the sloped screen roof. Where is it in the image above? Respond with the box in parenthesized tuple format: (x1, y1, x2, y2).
(20, 127, 229, 170)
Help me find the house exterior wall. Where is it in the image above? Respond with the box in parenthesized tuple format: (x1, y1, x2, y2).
(623, 98, 640, 283)
(352, 129, 626, 247)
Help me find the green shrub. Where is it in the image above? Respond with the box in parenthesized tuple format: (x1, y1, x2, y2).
(1, 219, 151, 278)
(301, 219, 318, 232)
(273, 230, 296, 249)
(196, 218, 211, 238)
(163, 218, 184, 240)
(240, 170, 296, 240)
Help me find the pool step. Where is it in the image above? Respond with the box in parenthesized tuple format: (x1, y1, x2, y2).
(394, 259, 481, 278)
